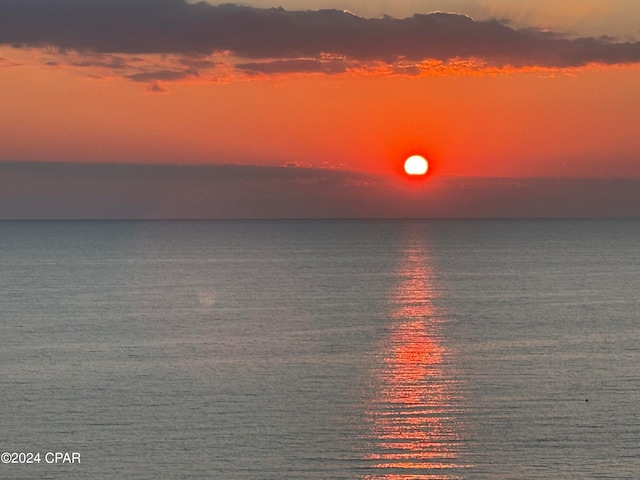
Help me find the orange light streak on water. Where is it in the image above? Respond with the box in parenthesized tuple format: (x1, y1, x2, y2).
(363, 231, 472, 479)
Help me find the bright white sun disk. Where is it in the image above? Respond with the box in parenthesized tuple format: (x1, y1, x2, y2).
(404, 155, 429, 175)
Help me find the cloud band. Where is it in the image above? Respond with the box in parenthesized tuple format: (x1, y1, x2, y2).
(2, 0, 640, 70)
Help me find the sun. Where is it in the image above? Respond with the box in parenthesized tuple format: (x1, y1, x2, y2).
(404, 155, 429, 176)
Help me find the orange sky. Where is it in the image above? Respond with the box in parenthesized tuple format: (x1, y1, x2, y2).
(1, 1, 640, 217)
(3, 57, 639, 178)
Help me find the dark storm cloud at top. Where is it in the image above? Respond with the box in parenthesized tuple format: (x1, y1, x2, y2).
(2, 0, 640, 69)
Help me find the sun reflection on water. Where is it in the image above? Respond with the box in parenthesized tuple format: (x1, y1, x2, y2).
(363, 232, 471, 479)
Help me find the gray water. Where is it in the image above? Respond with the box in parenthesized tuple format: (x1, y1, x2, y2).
(1, 219, 639, 479)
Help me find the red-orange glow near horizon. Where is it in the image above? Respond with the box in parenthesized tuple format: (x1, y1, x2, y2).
(3, 45, 639, 179)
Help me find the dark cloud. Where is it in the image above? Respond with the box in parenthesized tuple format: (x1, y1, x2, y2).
(0, 161, 374, 184)
(0, 161, 385, 219)
(146, 83, 168, 93)
(70, 54, 129, 70)
(236, 58, 346, 75)
(177, 55, 220, 70)
(125, 68, 198, 82)
(1, 1, 640, 69)
(0, 161, 639, 219)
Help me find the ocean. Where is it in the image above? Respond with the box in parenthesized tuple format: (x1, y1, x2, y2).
(1, 219, 639, 479)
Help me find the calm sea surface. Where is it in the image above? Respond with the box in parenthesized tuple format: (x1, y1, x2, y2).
(1, 219, 639, 479)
